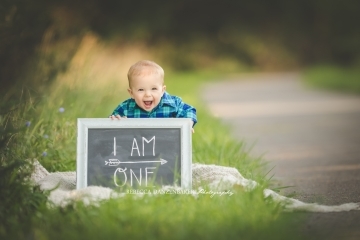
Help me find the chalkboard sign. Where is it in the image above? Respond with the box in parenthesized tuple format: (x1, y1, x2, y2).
(76, 118, 192, 190)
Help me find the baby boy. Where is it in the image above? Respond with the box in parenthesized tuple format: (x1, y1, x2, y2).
(110, 60, 197, 129)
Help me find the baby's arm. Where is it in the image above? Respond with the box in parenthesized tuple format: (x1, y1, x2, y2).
(174, 98, 197, 133)
(176, 102, 197, 127)
(109, 103, 126, 120)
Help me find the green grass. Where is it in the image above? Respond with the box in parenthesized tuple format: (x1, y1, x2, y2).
(0, 70, 306, 240)
(32, 189, 302, 240)
(302, 65, 360, 94)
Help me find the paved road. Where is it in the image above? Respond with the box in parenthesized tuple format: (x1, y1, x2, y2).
(202, 73, 360, 239)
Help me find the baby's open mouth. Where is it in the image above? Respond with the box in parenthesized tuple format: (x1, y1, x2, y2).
(144, 101, 153, 107)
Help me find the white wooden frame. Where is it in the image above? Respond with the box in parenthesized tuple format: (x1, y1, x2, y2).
(76, 118, 192, 190)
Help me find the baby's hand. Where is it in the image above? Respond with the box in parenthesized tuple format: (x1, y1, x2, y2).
(110, 115, 126, 120)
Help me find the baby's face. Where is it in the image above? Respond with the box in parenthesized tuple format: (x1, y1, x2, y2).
(128, 74, 166, 112)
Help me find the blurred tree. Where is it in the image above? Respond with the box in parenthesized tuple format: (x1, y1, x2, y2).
(1, 0, 359, 92)
(0, 0, 50, 91)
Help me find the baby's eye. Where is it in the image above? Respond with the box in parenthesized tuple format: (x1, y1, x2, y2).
(138, 89, 144, 91)
(152, 87, 158, 90)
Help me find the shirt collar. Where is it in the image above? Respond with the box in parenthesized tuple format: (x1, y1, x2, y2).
(159, 91, 176, 108)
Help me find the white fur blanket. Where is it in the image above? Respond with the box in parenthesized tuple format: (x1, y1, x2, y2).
(31, 160, 360, 212)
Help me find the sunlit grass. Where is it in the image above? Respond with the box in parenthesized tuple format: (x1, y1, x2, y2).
(2, 71, 303, 239)
(0, 36, 306, 239)
(33, 188, 302, 240)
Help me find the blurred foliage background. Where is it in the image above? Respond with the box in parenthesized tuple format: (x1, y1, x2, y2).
(1, 0, 360, 94)
(1, 1, 358, 238)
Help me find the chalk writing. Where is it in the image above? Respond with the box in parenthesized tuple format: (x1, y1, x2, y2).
(114, 167, 157, 187)
(105, 158, 168, 167)
(105, 136, 165, 187)
(131, 136, 155, 156)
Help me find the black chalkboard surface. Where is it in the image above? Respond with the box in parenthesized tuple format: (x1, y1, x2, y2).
(76, 118, 192, 190)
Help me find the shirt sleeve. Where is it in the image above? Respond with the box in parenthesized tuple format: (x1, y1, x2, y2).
(110, 102, 126, 117)
(175, 98, 198, 127)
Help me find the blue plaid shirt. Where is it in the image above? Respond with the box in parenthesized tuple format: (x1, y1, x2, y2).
(111, 92, 197, 126)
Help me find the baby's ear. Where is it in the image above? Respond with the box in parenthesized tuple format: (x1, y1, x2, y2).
(127, 88, 133, 98)
(162, 85, 166, 92)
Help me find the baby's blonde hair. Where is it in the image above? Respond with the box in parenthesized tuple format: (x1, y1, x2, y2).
(127, 60, 164, 87)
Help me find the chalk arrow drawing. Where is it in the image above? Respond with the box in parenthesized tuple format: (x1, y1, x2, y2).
(105, 158, 167, 167)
